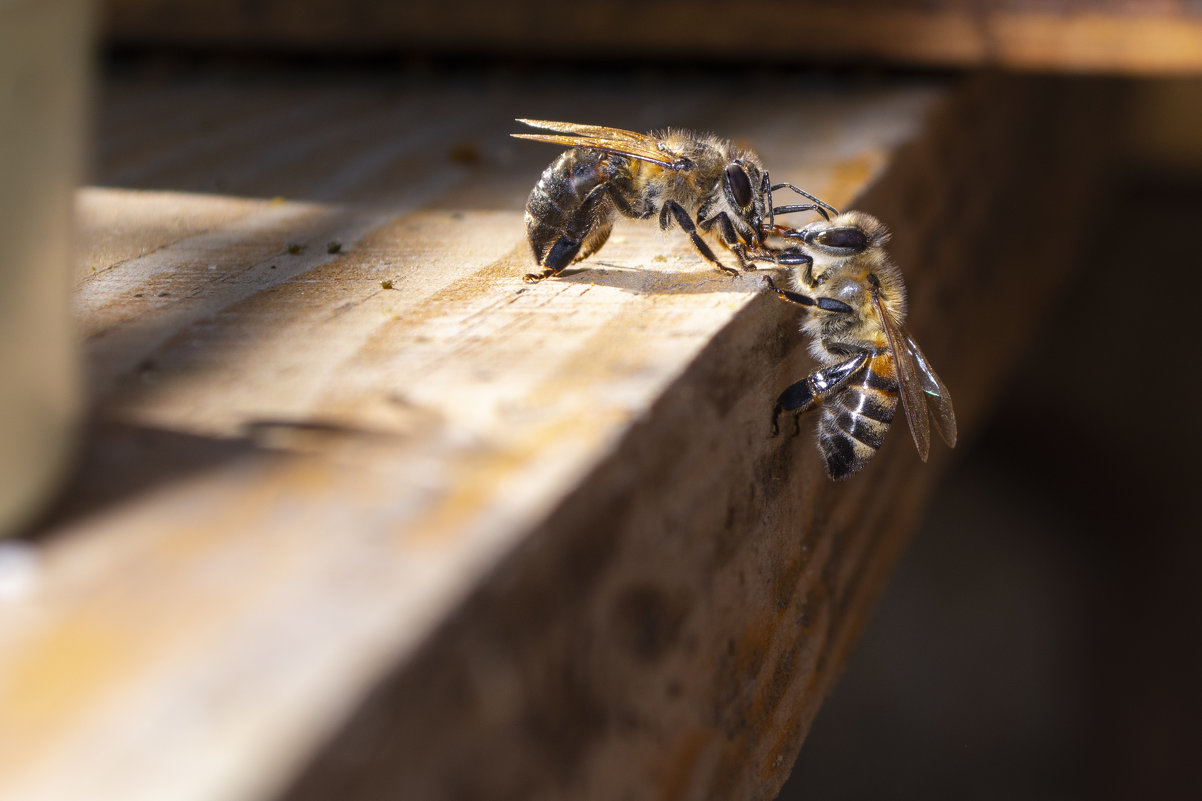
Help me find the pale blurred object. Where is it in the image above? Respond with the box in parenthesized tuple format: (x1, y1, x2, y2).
(0, 542, 40, 599)
(0, 0, 92, 537)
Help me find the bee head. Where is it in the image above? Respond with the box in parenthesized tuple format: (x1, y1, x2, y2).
(795, 212, 888, 255)
(777, 211, 891, 279)
(721, 158, 768, 244)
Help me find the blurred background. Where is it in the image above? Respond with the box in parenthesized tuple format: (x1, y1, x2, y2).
(11, 0, 1202, 798)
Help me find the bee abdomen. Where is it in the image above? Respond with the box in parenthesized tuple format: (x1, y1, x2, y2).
(525, 150, 613, 266)
(817, 361, 898, 479)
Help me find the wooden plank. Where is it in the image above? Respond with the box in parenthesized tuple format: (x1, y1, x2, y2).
(1, 70, 1105, 801)
(101, 0, 1202, 75)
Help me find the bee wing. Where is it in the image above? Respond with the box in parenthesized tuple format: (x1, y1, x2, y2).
(902, 330, 958, 448)
(515, 119, 649, 141)
(512, 119, 691, 170)
(873, 293, 932, 461)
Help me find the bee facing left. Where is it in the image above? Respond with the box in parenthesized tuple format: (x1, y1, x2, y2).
(512, 119, 828, 283)
(764, 210, 957, 479)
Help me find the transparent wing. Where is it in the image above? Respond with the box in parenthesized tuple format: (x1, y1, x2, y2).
(515, 119, 648, 141)
(512, 119, 690, 170)
(873, 293, 931, 461)
(902, 330, 958, 448)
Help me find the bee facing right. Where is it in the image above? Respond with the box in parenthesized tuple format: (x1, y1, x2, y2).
(512, 118, 830, 283)
(764, 210, 956, 479)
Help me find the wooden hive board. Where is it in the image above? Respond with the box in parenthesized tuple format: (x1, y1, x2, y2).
(0, 70, 1105, 801)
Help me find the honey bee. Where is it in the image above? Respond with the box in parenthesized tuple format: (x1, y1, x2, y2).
(763, 210, 956, 479)
(512, 119, 829, 283)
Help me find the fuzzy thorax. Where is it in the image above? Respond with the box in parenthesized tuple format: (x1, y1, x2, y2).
(783, 211, 909, 362)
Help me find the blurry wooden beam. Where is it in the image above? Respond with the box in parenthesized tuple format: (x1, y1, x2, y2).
(103, 0, 1202, 75)
(0, 68, 1110, 801)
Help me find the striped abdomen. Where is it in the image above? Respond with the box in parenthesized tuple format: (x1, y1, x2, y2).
(524, 148, 619, 269)
(816, 352, 899, 479)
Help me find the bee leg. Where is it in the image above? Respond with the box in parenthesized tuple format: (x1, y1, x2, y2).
(763, 276, 804, 306)
(771, 381, 816, 436)
(524, 239, 580, 282)
(731, 245, 757, 270)
(705, 212, 758, 270)
(771, 352, 869, 436)
(660, 200, 738, 277)
(765, 247, 813, 273)
(773, 204, 831, 220)
(577, 214, 615, 262)
(525, 184, 614, 283)
(762, 276, 853, 313)
(757, 229, 819, 282)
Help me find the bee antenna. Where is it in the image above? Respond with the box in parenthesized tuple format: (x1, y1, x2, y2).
(770, 183, 840, 217)
(773, 204, 831, 220)
(763, 172, 775, 229)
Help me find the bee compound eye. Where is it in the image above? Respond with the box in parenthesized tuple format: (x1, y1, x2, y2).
(814, 227, 869, 252)
(724, 164, 753, 209)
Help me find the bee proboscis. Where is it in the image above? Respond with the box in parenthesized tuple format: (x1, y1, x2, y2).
(764, 210, 956, 479)
(512, 119, 830, 283)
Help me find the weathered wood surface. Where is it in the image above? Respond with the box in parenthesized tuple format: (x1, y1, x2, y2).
(103, 0, 1202, 75)
(0, 70, 1102, 801)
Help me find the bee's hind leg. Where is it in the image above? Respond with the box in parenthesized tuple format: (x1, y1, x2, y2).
(576, 214, 614, 262)
(524, 237, 580, 282)
(772, 381, 814, 437)
(770, 351, 869, 436)
(525, 184, 614, 283)
(661, 200, 738, 277)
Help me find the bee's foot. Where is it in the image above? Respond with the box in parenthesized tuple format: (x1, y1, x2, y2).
(523, 272, 548, 284)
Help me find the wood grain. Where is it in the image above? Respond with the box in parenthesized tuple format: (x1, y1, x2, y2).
(0, 69, 1107, 801)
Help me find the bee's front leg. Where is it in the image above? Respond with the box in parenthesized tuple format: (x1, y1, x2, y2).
(702, 212, 759, 271)
(727, 244, 758, 272)
(762, 276, 816, 308)
(747, 245, 810, 274)
(762, 276, 854, 314)
(661, 200, 739, 277)
(769, 247, 812, 268)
